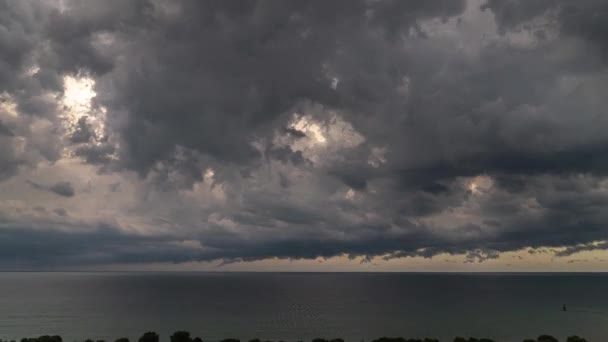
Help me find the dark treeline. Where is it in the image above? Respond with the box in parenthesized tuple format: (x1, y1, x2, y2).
(2, 332, 589, 342)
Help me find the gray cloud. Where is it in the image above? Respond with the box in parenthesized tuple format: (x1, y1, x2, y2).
(53, 208, 68, 216)
(28, 181, 76, 197)
(69, 116, 96, 143)
(464, 249, 500, 263)
(555, 241, 608, 257)
(0, 137, 21, 180)
(0, 120, 14, 136)
(48, 182, 75, 197)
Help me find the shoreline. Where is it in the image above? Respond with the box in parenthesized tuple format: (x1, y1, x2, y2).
(7, 332, 588, 342)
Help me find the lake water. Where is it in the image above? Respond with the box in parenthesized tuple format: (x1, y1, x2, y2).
(0, 272, 607, 342)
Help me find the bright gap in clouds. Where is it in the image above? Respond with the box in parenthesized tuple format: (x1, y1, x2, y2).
(0, 93, 19, 118)
(62, 75, 96, 120)
(467, 175, 493, 195)
(290, 114, 327, 145)
(60, 75, 109, 151)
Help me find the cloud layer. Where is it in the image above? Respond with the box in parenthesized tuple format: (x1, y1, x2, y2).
(2, 0, 608, 268)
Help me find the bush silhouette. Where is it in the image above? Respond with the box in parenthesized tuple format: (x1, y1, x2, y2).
(220, 339, 240, 342)
(21, 336, 62, 342)
(567, 337, 587, 342)
(6, 332, 592, 342)
(370, 338, 439, 342)
(537, 336, 558, 342)
(138, 332, 159, 342)
(171, 331, 192, 342)
(371, 337, 405, 342)
(312, 339, 330, 342)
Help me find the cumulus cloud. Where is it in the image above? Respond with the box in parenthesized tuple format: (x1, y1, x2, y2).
(1, 0, 608, 268)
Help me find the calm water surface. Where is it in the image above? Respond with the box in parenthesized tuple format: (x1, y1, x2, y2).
(0, 272, 607, 342)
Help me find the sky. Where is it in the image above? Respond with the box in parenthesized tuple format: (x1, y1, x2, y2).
(1, 0, 608, 271)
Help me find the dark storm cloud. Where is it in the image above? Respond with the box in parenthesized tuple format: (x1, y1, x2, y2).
(0, 220, 205, 268)
(83, 0, 467, 175)
(2, 0, 608, 267)
(483, 0, 608, 55)
(480, 0, 557, 33)
(0, 1, 66, 183)
(0, 1, 43, 92)
(0, 1, 62, 113)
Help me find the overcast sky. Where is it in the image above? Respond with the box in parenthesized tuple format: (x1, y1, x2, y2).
(1, 0, 608, 271)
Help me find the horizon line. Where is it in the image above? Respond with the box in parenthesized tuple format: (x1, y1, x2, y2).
(1, 270, 608, 274)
